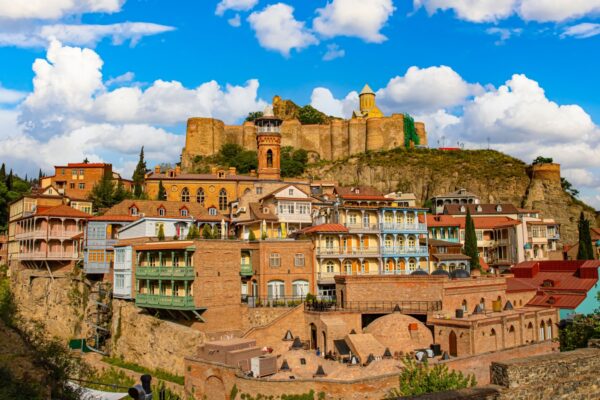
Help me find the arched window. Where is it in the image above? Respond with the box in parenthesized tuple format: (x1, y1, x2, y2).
(344, 261, 352, 274)
(218, 188, 228, 211)
(266, 149, 273, 167)
(196, 188, 205, 204)
(539, 321, 546, 340)
(479, 298, 485, 310)
(267, 280, 285, 299)
(408, 258, 416, 271)
(158, 207, 166, 216)
(326, 261, 334, 273)
(546, 319, 552, 339)
(292, 280, 309, 298)
(181, 187, 190, 202)
(462, 299, 467, 312)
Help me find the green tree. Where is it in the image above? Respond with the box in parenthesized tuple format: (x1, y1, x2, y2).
(561, 177, 579, 197)
(403, 114, 420, 148)
(463, 208, 480, 270)
(202, 224, 213, 239)
(186, 224, 200, 240)
(280, 147, 308, 177)
(559, 312, 600, 351)
(533, 156, 553, 165)
(87, 173, 116, 211)
(245, 111, 264, 122)
(298, 105, 326, 125)
(385, 357, 476, 398)
(157, 180, 166, 200)
(248, 229, 256, 241)
(113, 180, 131, 203)
(0, 163, 5, 181)
(5, 169, 12, 191)
(216, 144, 258, 174)
(157, 224, 165, 241)
(577, 212, 594, 260)
(132, 146, 147, 198)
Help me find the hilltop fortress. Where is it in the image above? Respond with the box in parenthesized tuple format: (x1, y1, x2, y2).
(181, 85, 428, 171)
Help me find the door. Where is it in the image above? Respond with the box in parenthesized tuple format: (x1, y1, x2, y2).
(449, 331, 458, 357)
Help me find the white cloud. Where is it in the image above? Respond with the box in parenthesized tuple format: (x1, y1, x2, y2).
(322, 43, 345, 61)
(486, 27, 522, 44)
(376, 66, 483, 114)
(313, 0, 395, 42)
(310, 87, 358, 118)
(455, 74, 598, 145)
(414, 0, 600, 22)
(414, 0, 515, 23)
(228, 14, 242, 27)
(562, 168, 599, 187)
(561, 22, 600, 38)
(216, 0, 258, 16)
(0, 84, 27, 104)
(248, 3, 318, 56)
(0, 0, 124, 20)
(105, 71, 135, 86)
(0, 22, 174, 48)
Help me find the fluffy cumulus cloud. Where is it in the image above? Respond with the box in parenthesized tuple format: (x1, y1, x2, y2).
(215, 0, 258, 16)
(0, 0, 173, 49)
(313, 0, 395, 42)
(414, 0, 600, 22)
(310, 87, 358, 117)
(322, 43, 345, 61)
(248, 3, 318, 56)
(376, 66, 483, 114)
(561, 22, 600, 38)
(0, 84, 27, 104)
(0, 0, 124, 20)
(3, 40, 267, 178)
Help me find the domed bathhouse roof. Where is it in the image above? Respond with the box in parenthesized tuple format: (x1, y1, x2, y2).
(364, 313, 433, 355)
(431, 268, 450, 277)
(450, 269, 470, 279)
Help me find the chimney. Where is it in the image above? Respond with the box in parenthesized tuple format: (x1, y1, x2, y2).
(249, 169, 257, 177)
(211, 166, 218, 175)
(154, 165, 160, 174)
(228, 167, 236, 176)
(175, 165, 181, 175)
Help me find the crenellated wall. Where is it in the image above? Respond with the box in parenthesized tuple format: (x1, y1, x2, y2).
(181, 115, 428, 171)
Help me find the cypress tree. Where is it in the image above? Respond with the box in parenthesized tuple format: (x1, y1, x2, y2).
(0, 163, 5, 180)
(577, 212, 594, 260)
(132, 146, 147, 198)
(157, 180, 166, 200)
(202, 224, 212, 239)
(157, 224, 165, 241)
(6, 169, 13, 191)
(463, 208, 480, 269)
(38, 169, 43, 182)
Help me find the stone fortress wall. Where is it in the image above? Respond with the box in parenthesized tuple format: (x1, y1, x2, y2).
(181, 88, 428, 171)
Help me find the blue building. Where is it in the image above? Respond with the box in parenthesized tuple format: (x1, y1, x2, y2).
(83, 216, 137, 274)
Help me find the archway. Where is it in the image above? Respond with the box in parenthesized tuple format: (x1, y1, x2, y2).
(490, 328, 498, 351)
(204, 376, 226, 400)
(310, 323, 317, 350)
(449, 331, 458, 356)
(507, 325, 516, 348)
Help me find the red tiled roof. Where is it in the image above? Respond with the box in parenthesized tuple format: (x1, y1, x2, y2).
(424, 215, 461, 227)
(506, 277, 538, 292)
(299, 223, 349, 234)
(527, 293, 587, 309)
(134, 241, 195, 251)
(425, 215, 521, 229)
(57, 163, 111, 168)
(34, 204, 90, 218)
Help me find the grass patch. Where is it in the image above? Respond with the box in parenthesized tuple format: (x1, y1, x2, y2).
(102, 356, 184, 385)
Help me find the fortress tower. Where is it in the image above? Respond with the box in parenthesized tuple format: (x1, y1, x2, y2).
(255, 106, 282, 181)
(354, 84, 383, 118)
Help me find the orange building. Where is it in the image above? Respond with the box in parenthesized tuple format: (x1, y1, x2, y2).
(41, 162, 133, 200)
(0, 232, 7, 265)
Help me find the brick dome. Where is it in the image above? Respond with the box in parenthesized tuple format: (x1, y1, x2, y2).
(364, 313, 433, 354)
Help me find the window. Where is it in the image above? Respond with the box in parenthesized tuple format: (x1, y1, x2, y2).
(287, 203, 294, 214)
(78, 183, 85, 189)
(269, 253, 281, 267)
(130, 207, 138, 216)
(79, 169, 84, 176)
(208, 207, 217, 216)
(267, 280, 285, 299)
(173, 255, 179, 267)
(408, 259, 416, 271)
(385, 236, 392, 248)
(267, 149, 273, 167)
(298, 204, 309, 214)
(115, 274, 125, 289)
(219, 189, 228, 211)
(289, 188, 294, 196)
(181, 187, 190, 202)
(180, 208, 188, 217)
(349, 214, 357, 225)
(363, 213, 369, 228)
(196, 188, 205, 204)
(344, 261, 352, 274)
(148, 254, 155, 267)
(158, 207, 166, 216)
(476, 231, 483, 241)
(360, 261, 366, 273)
(294, 253, 305, 267)
(61, 168, 66, 175)
(87, 250, 105, 263)
(256, 187, 263, 195)
(115, 249, 125, 263)
(407, 214, 414, 224)
(70, 182, 75, 189)
(325, 236, 334, 249)
(292, 280, 309, 298)
(72, 170, 77, 179)
(154, 223, 164, 236)
(326, 261, 334, 273)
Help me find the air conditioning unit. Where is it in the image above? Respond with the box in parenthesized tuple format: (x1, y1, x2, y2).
(250, 355, 277, 378)
(238, 207, 247, 213)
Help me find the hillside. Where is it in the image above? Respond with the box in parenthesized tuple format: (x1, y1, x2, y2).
(305, 147, 598, 245)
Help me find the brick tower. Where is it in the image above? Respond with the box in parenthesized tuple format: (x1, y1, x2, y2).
(255, 106, 282, 181)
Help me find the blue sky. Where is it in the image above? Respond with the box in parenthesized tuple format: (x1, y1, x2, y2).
(0, 0, 599, 206)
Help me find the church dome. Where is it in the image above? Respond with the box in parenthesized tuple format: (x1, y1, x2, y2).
(364, 313, 433, 354)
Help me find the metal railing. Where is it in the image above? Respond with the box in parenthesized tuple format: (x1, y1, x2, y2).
(305, 300, 442, 313)
(380, 223, 427, 231)
(343, 223, 379, 231)
(135, 265, 194, 279)
(381, 246, 429, 256)
(242, 295, 306, 308)
(316, 247, 380, 256)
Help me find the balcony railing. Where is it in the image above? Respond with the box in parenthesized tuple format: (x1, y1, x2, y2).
(15, 230, 46, 239)
(242, 295, 306, 308)
(48, 230, 80, 238)
(305, 300, 442, 314)
(316, 247, 380, 257)
(135, 266, 194, 279)
(343, 223, 379, 232)
(381, 246, 429, 256)
(135, 293, 196, 310)
(240, 262, 253, 277)
(19, 251, 80, 260)
(380, 223, 427, 232)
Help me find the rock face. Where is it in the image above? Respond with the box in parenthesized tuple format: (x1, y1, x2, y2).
(110, 300, 205, 376)
(308, 149, 597, 245)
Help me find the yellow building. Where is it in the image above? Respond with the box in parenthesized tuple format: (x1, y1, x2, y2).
(353, 84, 384, 118)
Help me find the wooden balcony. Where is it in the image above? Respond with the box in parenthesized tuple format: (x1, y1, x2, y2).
(135, 265, 194, 280)
(135, 293, 196, 310)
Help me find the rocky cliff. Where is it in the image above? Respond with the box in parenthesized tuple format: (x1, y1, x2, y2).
(307, 148, 598, 245)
